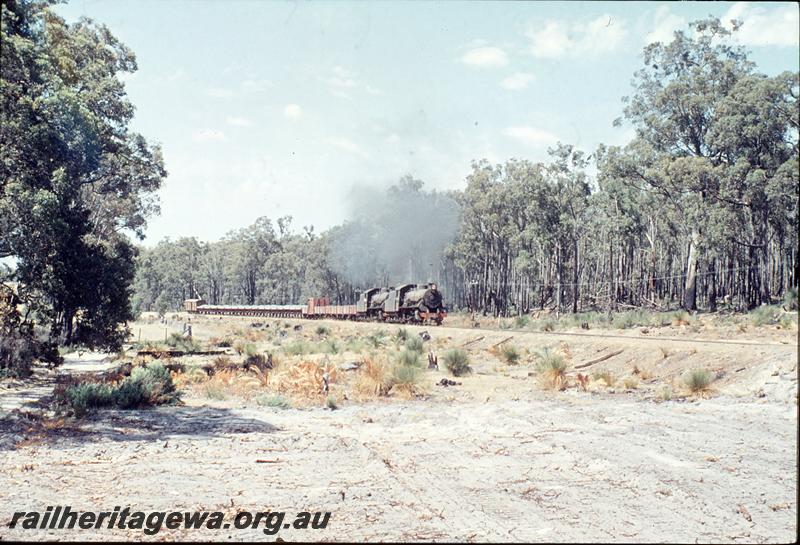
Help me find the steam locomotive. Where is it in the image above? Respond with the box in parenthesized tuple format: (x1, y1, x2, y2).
(184, 283, 447, 325)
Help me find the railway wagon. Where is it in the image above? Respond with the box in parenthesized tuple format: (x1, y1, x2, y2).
(184, 282, 447, 325)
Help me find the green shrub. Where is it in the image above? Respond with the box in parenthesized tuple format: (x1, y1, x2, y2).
(592, 369, 615, 387)
(366, 331, 387, 348)
(404, 336, 424, 354)
(683, 369, 712, 393)
(783, 287, 798, 311)
(243, 343, 258, 357)
(321, 339, 340, 354)
(390, 363, 422, 389)
(66, 383, 114, 416)
(326, 395, 339, 410)
(256, 394, 290, 409)
(315, 325, 331, 336)
(513, 315, 530, 329)
(499, 344, 521, 365)
(540, 319, 556, 332)
(165, 332, 203, 352)
(750, 305, 781, 327)
(62, 361, 179, 415)
(394, 327, 409, 343)
(395, 348, 422, 368)
(283, 340, 314, 356)
(443, 348, 471, 377)
(535, 349, 567, 382)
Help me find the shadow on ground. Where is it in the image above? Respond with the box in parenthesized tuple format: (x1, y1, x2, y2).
(0, 405, 279, 451)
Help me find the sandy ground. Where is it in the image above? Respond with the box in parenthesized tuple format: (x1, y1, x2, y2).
(1, 315, 797, 542)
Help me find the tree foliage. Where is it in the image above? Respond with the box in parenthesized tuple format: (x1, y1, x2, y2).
(1, 0, 166, 351)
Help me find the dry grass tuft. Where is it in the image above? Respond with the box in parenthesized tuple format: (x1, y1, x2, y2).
(354, 356, 391, 398)
(534, 349, 567, 390)
(683, 368, 712, 393)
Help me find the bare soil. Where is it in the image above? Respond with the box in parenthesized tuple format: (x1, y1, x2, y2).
(1, 314, 797, 542)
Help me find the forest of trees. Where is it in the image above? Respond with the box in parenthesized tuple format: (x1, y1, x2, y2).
(2, 0, 166, 372)
(1, 2, 798, 379)
(133, 19, 798, 317)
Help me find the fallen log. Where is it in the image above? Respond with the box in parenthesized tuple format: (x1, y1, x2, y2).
(492, 336, 514, 348)
(136, 349, 227, 357)
(574, 349, 624, 370)
(462, 336, 485, 347)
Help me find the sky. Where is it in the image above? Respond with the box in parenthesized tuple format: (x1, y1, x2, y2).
(54, 1, 800, 245)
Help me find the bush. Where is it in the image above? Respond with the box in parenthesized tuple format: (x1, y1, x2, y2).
(366, 332, 387, 348)
(404, 336, 424, 354)
(683, 369, 712, 393)
(592, 369, 615, 388)
(443, 348, 471, 377)
(283, 340, 314, 356)
(783, 287, 798, 311)
(499, 344, 521, 365)
(62, 361, 180, 416)
(540, 319, 556, 332)
(535, 349, 567, 389)
(395, 348, 422, 368)
(256, 394, 290, 409)
(390, 363, 422, 391)
(671, 310, 692, 326)
(749, 305, 780, 327)
(165, 332, 203, 352)
(513, 315, 530, 329)
(326, 394, 339, 410)
(321, 339, 340, 354)
(315, 325, 331, 336)
(394, 327, 409, 343)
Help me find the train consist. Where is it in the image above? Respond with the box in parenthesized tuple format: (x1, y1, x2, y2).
(184, 283, 447, 325)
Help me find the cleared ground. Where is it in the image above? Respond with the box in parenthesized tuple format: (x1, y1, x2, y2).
(1, 313, 797, 542)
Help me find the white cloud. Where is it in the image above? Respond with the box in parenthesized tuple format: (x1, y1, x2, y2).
(321, 66, 379, 98)
(327, 137, 368, 158)
(461, 46, 509, 67)
(500, 72, 535, 90)
(284, 104, 303, 119)
(504, 126, 559, 147)
(526, 14, 626, 58)
(226, 116, 253, 127)
(192, 128, 226, 142)
(723, 2, 799, 47)
(644, 6, 687, 44)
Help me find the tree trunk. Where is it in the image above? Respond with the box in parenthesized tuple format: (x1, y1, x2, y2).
(683, 227, 701, 310)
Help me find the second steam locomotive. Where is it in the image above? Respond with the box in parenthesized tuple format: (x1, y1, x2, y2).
(184, 283, 447, 325)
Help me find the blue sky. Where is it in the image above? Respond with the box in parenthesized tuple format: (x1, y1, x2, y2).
(55, 1, 799, 245)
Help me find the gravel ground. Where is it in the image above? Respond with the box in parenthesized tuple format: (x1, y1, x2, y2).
(1, 394, 796, 542)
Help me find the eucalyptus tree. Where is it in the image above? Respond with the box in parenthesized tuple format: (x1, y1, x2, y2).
(1, 1, 166, 349)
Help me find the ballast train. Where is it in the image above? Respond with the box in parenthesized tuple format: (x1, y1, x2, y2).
(184, 283, 447, 325)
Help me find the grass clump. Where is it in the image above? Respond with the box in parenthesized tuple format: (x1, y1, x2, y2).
(534, 348, 567, 389)
(622, 377, 639, 389)
(389, 363, 422, 392)
(166, 332, 203, 352)
(326, 394, 339, 410)
(63, 361, 180, 416)
(256, 394, 290, 409)
(404, 336, 424, 354)
(499, 344, 521, 365)
(683, 368, 712, 393)
(321, 339, 340, 355)
(283, 339, 314, 356)
(540, 319, 556, 332)
(592, 369, 615, 388)
(513, 315, 530, 329)
(394, 327, 409, 343)
(671, 310, 692, 326)
(315, 325, 331, 336)
(749, 305, 781, 327)
(443, 348, 471, 377)
(783, 287, 798, 311)
(365, 331, 387, 348)
(355, 356, 391, 397)
(395, 348, 422, 368)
